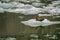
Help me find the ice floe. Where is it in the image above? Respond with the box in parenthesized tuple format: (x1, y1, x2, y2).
(38, 14, 52, 16)
(48, 8, 60, 15)
(0, 2, 24, 8)
(42, 1, 60, 14)
(21, 19, 60, 27)
(0, 3, 16, 9)
(0, 0, 60, 15)
(18, 0, 40, 3)
(43, 6, 60, 15)
(32, 2, 46, 7)
(16, 3, 25, 8)
(5, 5, 42, 15)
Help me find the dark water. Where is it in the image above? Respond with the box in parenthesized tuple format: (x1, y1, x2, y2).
(0, 13, 60, 40)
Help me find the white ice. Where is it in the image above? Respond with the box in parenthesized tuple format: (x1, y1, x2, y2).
(0, 1, 60, 15)
(32, 2, 45, 7)
(48, 8, 60, 15)
(21, 19, 60, 27)
(5, 5, 42, 15)
(0, 3, 16, 9)
(38, 14, 52, 16)
(43, 0, 60, 15)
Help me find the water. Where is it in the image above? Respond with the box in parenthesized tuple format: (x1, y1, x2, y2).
(0, 13, 60, 40)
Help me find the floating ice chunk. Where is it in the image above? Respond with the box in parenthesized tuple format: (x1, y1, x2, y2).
(30, 0, 40, 2)
(21, 19, 42, 27)
(42, 6, 55, 13)
(5, 5, 42, 15)
(48, 8, 60, 14)
(32, 2, 45, 7)
(16, 3, 24, 8)
(0, 3, 16, 9)
(50, 3, 60, 7)
(43, 5, 60, 15)
(43, 6, 54, 10)
(38, 14, 52, 16)
(21, 7, 42, 15)
(21, 19, 60, 27)
(9, 2, 25, 8)
(5, 9, 26, 13)
(19, 4, 33, 9)
(42, 19, 50, 23)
